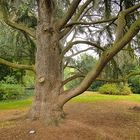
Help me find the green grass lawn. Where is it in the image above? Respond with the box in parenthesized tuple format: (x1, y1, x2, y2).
(0, 92, 140, 110)
(0, 97, 32, 110)
(71, 92, 140, 103)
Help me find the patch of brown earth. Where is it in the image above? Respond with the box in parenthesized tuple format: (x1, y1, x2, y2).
(0, 101, 140, 140)
(0, 109, 27, 121)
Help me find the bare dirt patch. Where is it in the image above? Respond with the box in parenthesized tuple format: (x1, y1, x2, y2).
(0, 101, 140, 140)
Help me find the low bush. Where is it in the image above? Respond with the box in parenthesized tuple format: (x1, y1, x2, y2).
(120, 85, 132, 95)
(128, 76, 140, 94)
(0, 84, 25, 100)
(98, 84, 120, 95)
(23, 73, 35, 88)
(98, 84, 132, 95)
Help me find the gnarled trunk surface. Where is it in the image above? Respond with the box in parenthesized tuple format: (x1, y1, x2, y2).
(29, 20, 65, 125)
(28, 0, 66, 125)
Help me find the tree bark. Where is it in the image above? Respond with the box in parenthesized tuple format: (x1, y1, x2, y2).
(30, 25, 65, 125)
(29, 0, 65, 125)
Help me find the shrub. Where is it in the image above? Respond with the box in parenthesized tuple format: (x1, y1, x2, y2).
(128, 76, 140, 94)
(98, 84, 120, 95)
(4, 75, 18, 84)
(0, 75, 18, 84)
(23, 72, 35, 88)
(98, 84, 132, 95)
(0, 84, 25, 100)
(120, 85, 132, 95)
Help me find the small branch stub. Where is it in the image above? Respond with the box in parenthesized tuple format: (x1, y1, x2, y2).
(38, 77, 45, 83)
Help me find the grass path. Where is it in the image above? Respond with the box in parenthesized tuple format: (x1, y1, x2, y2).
(0, 92, 140, 110)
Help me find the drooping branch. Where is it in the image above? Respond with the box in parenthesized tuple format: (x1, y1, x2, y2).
(0, 58, 35, 71)
(96, 78, 125, 83)
(58, 0, 82, 30)
(59, 16, 140, 105)
(63, 63, 136, 86)
(63, 58, 71, 69)
(0, 1, 36, 38)
(62, 73, 84, 85)
(62, 40, 104, 56)
(69, 47, 96, 58)
(65, 17, 117, 28)
(63, 70, 140, 86)
(5, 20, 36, 38)
(126, 71, 140, 79)
(98, 71, 140, 83)
(62, 74, 125, 86)
(62, 41, 102, 67)
(60, 2, 140, 39)
(60, 0, 92, 39)
(69, 2, 140, 29)
(66, 65, 84, 74)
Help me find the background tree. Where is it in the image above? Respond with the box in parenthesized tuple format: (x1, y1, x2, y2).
(0, 0, 140, 125)
(0, 21, 36, 83)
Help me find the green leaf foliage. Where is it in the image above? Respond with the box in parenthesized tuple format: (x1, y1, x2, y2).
(120, 84, 132, 95)
(98, 83, 132, 95)
(128, 75, 140, 94)
(0, 84, 24, 100)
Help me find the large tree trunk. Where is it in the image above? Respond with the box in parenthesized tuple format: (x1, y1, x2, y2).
(30, 26, 65, 124)
(29, 0, 65, 124)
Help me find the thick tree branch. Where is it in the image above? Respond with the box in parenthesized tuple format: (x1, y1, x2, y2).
(72, 0, 92, 22)
(115, 3, 140, 42)
(0, 58, 35, 71)
(5, 20, 36, 38)
(124, 3, 140, 15)
(59, 16, 140, 105)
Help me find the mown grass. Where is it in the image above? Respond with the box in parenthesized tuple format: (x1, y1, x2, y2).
(71, 92, 140, 103)
(0, 97, 32, 110)
(0, 92, 140, 110)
